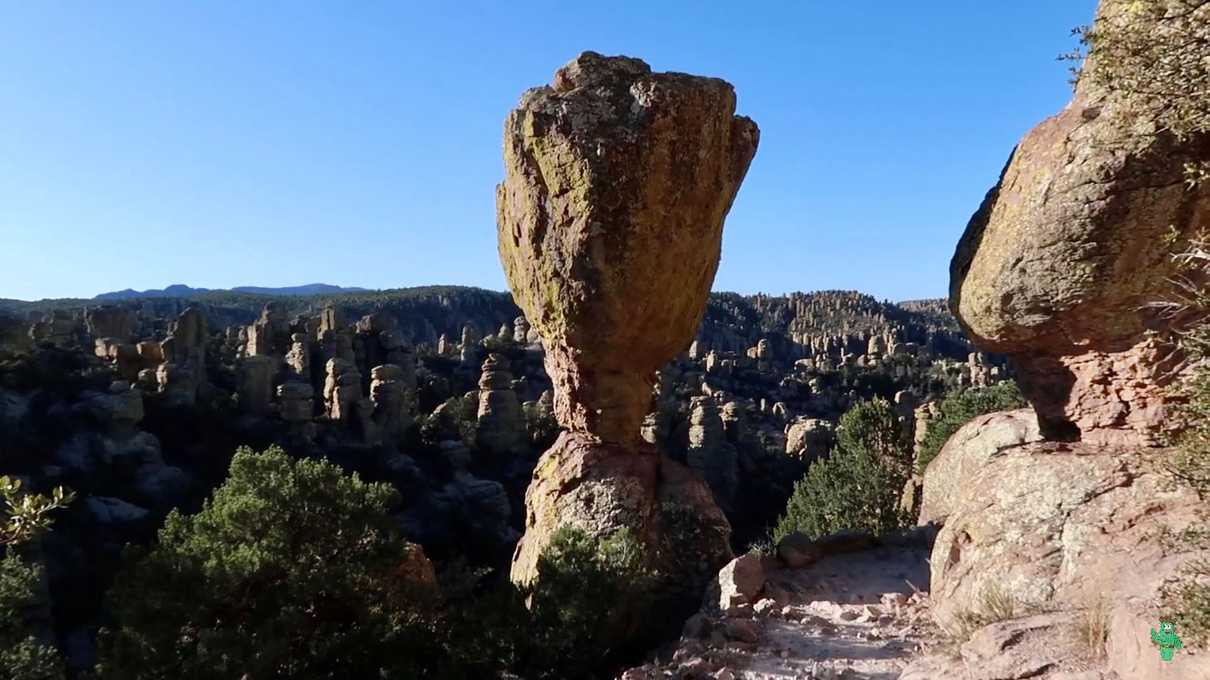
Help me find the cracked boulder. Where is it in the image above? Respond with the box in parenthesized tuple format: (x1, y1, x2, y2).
(949, 28, 1210, 445)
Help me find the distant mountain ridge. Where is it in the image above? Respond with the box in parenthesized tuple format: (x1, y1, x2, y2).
(93, 283, 371, 301)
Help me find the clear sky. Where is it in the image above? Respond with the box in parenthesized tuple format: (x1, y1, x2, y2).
(0, 1, 1098, 302)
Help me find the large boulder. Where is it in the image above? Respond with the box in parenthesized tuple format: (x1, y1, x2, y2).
(497, 50, 758, 597)
(928, 438, 1210, 678)
(949, 32, 1210, 445)
(918, 408, 1041, 525)
(497, 50, 759, 444)
(511, 432, 731, 595)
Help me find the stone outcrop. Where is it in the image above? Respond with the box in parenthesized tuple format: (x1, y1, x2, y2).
(926, 435, 1210, 679)
(686, 397, 738, 510)
(237, 355, 275, 416)
(784, 417, 834, 461)
(930, 7, 1210, 675)
(459, 324, 480, 367)
(245, 303, 291, 358)
(918, 409, 1041, 526)
(284, 332, 309, 380)
(321, 355, 358, 423)
(498, 51, 757, 594)
(159, 306, 207, 406)
(949, 37, 1210, 445)
(370, 363, 412, 445)
(85, 307, 136, 341)
(93, 338, 141, 381)
(474, 353, 525, 455)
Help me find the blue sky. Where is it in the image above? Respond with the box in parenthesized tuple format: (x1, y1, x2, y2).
(0, 1, 1097, 302)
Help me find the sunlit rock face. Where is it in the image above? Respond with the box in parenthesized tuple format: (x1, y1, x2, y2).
(496, 51, 758, 593)
(949, 34, 1210, 445)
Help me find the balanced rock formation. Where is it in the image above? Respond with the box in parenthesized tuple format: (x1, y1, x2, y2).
(949, 22, 1210, 446)
(498, 51, 757, 598)
(158, 306, 207, 406)
(284, 332, 309, 380)
(323, 357, 371, 441)
(932, 7, 1210, 676)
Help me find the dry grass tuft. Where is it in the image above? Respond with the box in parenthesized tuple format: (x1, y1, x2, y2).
(1075, 596, 1111, 660)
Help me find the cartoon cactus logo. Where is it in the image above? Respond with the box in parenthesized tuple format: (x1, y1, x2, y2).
(1151, 620, 1184, 662)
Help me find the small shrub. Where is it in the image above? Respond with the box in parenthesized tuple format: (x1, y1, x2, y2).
(442, 526, 660, 680)
(1077, 596, 1111, 660)
(523, 526, 659, 678)
(978, 581, 1017, 622)
(1156, 235, 1210, 647)
(0, 555, 64, 680)
(747, 535, 775, 558)
(915, 382, 1026, 473)
(773, 398, 912, 542)
(98, 445, 444, 679)
(1, 478, 75, 547)
(946, 582, 1020, 644)
(0, 478, 73, 680)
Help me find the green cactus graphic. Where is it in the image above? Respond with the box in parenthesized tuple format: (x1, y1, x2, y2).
(1151, 621, 1183, 662)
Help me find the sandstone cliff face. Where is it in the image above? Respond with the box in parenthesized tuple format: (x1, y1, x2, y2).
(950, 62, 1210, 445)
(497, 52, 757, 592)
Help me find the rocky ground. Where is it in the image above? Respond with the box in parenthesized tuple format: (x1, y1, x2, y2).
(624, 534, 940, 680)
(621, 538, 1138, 680)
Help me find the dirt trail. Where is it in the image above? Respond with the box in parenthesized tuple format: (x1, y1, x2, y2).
(623, 543, 941, 680)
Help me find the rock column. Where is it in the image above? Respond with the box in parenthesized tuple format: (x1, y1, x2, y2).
(475, 353, 525, 455)
(497, 51, 758, 593)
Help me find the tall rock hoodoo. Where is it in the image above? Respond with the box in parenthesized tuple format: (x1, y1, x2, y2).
(497, 51, 758, 595)
(474, 353, 526, 455)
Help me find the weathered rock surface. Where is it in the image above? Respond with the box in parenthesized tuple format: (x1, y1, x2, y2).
(784, 417, 835, 461)
(511, 432, 732, 593)
(949, 43, 1210, 445)
(369, 363, 412, 445)
(497, 50, 759, 444)
(918, 408, 1041, 525)
(85, 307, 136, 341)
(927, 430, 1210, 678)
(474, 353, 525, 455)
(716, 553, 765, 610)
(499, 52, 757, 597)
